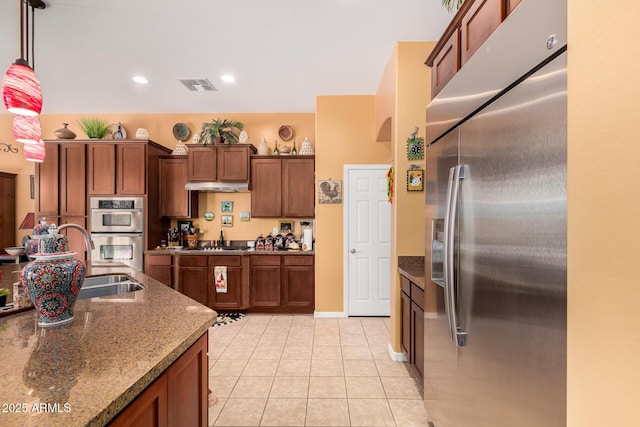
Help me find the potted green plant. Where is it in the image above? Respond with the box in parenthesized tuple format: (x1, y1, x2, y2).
(442, 0, 464, 12)
(78, 117, 111, 139)
(199, 119, 244, 145)
(0, 288, 9, 307)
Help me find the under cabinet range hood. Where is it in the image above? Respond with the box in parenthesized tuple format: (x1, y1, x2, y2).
(184, 182, 249, 192)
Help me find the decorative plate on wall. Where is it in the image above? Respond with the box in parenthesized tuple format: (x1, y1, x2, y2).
(278, 125, 294, 141)
(172, 123, 190, 141)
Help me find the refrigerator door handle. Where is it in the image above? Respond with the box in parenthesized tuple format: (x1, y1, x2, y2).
(443, 166, 458, 343)
(444, 164, 466, 347)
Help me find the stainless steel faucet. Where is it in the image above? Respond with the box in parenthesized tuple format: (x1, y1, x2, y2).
(58, 223, 95, 263)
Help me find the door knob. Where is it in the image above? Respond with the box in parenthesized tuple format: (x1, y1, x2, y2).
(350, 249, 356, 253)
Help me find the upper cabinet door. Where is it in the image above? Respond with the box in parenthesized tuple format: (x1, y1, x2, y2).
(460, 0, 503, 66)
(87, 144, 116, 195)
(217, 146, 252, 182)
(117, 143, 146, 195)
(187, 146, 217, 182)
(59, 143, 86, 216)
(283, 158, 315, 218)
(431, 29, 460, 97)
(160, 156, 198, 218)
(36, 142, 60, 216)
(250, 158, 283, 218)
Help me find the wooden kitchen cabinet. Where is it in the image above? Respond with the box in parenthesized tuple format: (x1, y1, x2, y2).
(400, 274, 425, 379)
(109, 332, 208, 427)
(400, 276, 411, 357)
(430, 29, 460, 97)
(460, 0, 503, 66)
(87, 143, 147, 195)
(167, 332, 208, 427)
(35, 142, 60, 217)
(59, 143, 86, 217)
(159, 156, 198, 218)
(186, 144, 255, 182)
(145, 254, 173, 287)
(250, 158, 282, 217)
(250, 256, 281, 307)
(176, 256, 208, 307)
(208, 255, 244, 310)
(282, 255, 314, 308)
(251, 156, 315, 218)
(0, 172, 16, 249)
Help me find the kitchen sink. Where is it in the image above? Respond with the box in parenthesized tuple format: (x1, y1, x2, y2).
(78, 274, 145, 299)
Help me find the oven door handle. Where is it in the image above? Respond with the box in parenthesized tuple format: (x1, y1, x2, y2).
(91, 233, 143, 238)
(91, 208, 143, 213)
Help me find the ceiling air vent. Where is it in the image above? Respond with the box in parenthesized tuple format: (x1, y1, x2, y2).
(177, 78, 217, 92)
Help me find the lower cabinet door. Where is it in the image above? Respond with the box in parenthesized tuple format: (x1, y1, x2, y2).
(282, 265, 314, 308)
(411, 301, 425, 379)
(250, 265, 281, 307)
(167, 333, 208, 427)
(178, 267, 208, 307)
(208, 266, 243, 309)
(401, 291, 411, 358)
(108, 373, 168, 427)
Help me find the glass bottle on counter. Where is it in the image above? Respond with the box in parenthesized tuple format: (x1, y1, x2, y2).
(219, 230, 225, 247)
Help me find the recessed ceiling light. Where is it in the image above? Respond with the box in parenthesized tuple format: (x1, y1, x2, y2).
(220, 74, 236, 83)
(132, 76, 149, 84)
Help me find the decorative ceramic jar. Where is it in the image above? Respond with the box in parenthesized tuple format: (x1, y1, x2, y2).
(21, 235, 85, 327)
(135, 128, 150, 140)
(54, 123, 76, 140)
(299, 137, 314, 155)
(239, 129, 249, 144)
(172, 140, 188, 156)
(257, 138, 270, 155)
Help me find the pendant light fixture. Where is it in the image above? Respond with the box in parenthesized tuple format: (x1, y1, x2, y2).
(23, 139, 46, 162)
(13, 114, 41, 144)
(1, 0, 46, 117)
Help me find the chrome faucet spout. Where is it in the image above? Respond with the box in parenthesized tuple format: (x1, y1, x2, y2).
(58, 223, 94, 263)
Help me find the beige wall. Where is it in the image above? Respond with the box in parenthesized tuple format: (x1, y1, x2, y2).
(567, 2, 640, 425)
(375, 42, 433, 351)
(315, 95, 391, 313)
(0, 113, 315, 245)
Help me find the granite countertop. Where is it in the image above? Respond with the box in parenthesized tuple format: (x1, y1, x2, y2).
(146, 248, 315, 255)
(0, 263, 216, 427)
(398, 256, 425, 289)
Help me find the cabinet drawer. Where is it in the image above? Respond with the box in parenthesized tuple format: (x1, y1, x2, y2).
(283, 255, 314, 266)
(250, 255, 281, 266)
(411, 283, 425, 311)
(146, 254, 172, 266)
(401, 275, 411, 296)
(177, 255, 207, 267)
(207, 255, 241, 267)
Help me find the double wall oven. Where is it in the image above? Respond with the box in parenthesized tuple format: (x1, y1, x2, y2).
(90, 197, 144, 271)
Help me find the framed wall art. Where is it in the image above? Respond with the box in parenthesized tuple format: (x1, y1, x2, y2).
(279, 221, 293, 233)
(407, 127, 424, 160)
(178, 220, 193, 233)
(221, 215, 233, 227)
(318, 179, 342, 204)
(407, 166, 424, 192)
(221, 201, 233, 213)
(240, 211, 251, 222)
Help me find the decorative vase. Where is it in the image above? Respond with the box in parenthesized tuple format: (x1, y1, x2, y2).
(172, 140, 188, 155)
(135, 128, 150, 140)
(21, 255, 86, 327)
(257, 138, 270, 155)
(300, 137, 314, 155)
(239, 129, 249, 144)
(54, 123, 76, 140)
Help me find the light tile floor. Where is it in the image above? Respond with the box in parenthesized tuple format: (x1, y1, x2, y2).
(207, 314, 427, 427)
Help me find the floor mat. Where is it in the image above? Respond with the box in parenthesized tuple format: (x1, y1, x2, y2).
(213, 312, 245, 326)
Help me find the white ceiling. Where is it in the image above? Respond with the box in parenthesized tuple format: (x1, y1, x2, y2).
(0, 0, 452, 115)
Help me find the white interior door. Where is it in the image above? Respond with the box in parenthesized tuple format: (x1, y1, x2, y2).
(345, 165, 391, 316)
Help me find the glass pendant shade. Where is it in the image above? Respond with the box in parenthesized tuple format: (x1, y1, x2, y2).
(2, 62, 43, 116)
(13, 114, 41, 144)
(23, 139, 46, 162)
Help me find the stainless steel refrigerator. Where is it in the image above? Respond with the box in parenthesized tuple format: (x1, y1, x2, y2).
(424, 0, 567, 426)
